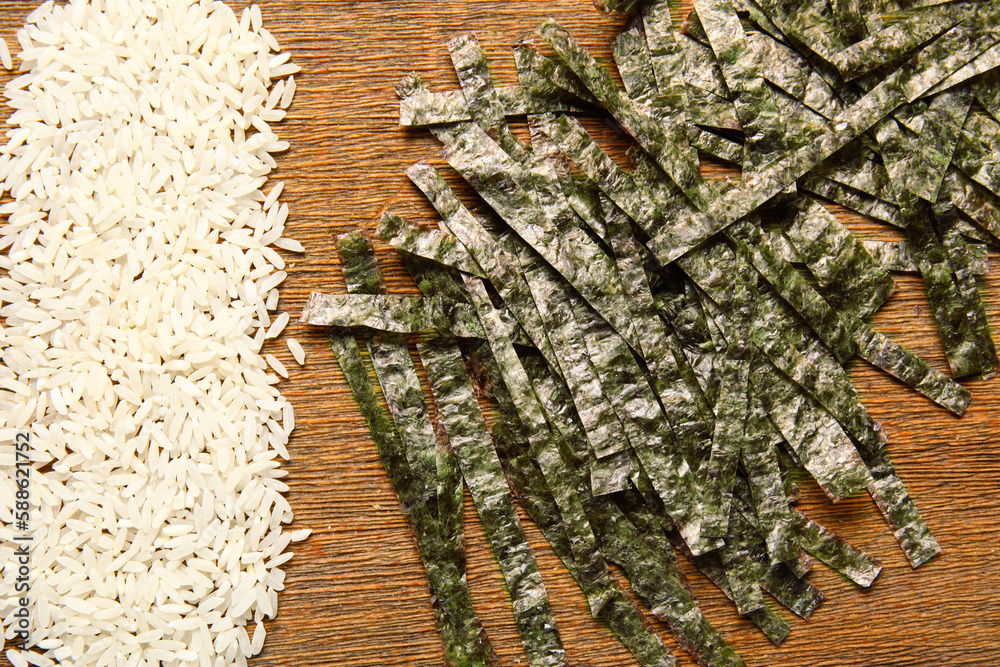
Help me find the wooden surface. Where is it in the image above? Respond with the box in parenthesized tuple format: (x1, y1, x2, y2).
(2, 1, 1000, 666)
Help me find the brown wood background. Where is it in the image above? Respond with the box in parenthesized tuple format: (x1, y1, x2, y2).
(2, 1, 999, 666)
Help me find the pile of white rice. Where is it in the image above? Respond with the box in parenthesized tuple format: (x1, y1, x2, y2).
(0, 1, 308, 665)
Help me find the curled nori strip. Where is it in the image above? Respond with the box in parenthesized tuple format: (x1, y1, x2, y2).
(419, 339, 567, 667)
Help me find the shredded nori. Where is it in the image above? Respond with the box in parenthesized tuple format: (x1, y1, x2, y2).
(306, 3, 1000, 664)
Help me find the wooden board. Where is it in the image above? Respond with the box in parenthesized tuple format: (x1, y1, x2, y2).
(1, 1, 998, 666)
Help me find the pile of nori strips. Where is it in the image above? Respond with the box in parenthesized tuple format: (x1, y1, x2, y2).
(303, 1, 1000, 665)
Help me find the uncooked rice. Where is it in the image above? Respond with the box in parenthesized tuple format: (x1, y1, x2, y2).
(0, 0, 307, 665)
(286, 338, 305, 366)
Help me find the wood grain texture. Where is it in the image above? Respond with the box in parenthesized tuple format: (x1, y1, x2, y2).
(1, 1, 998, 666)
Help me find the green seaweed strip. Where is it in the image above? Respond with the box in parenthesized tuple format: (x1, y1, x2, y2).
(593, 494, 745, 667)
(377, 213, 486, 278)
(942, 168, 1000, 244)
(566, 285, 712, 552)
(299, 292, 486, 339)
(901, 195, 997, 377)
(477, 346, 678, 667)
(783, 198, 895, 328)
(595, 0, 642, 14)
(696, 0, 813, 171)
(520, 355, 681, 667)
(419, 340, 567, 667)
(759, 562, 824, 619)
(953, 111, 1000, 197)
(854, 326, 971, 415)
(745, 33, 843, 121)
(742, 392, 799, 565)
(329, 334, 498, 667)
(337, 232, 442, 524)
(403, 160, 564, 375)
(614, 25, 660, 106)
(792, 509, 882, 586)
(432, 123, 642, 351)
(463, 277, 616, 616)
(718, 503, 768, 616)
(860, 238, 986, 276)
(829, 4, 962, 80)
(928, 40, 1000, 96)
(448, 33, 529, 161)
(812, 147, 893, 200)
(669, 530, 791, 645)
(398, 79, 583, 127)
(512, 44, 599, 106)
(799, 174, 903, 226)
(695, 249, 756, 542)
(755, 360, 873, 502)
(602, 197, 715, 466)
(536, 21, 718, 211)
(863, 446, 942, 568)
(727, 218, 859, 363)
(515, 241, 632, 487)
(897, 91, 973, 202)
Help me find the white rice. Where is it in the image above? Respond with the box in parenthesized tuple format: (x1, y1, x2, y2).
(0, 1, 305, 665)
(287, 338, 306, 365)
(0, 40, 11, 71)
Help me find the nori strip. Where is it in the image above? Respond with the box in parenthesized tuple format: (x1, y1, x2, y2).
(858, 238, 987, 277)
(668, 528, 792, 645)
(463, 277, 617, 616)
(782, 198, 895, 328)
(742, 392, 799, 565)
(854, 326, 971, 415)
(478, 345, 679, 667)
(299, 292, 488, 340)
(448, 33, 529, 161)
(594, 493, 745, 667)
(338, 232, 442, 522)
(800, 174, 903, 226)
(419, 339, 567, 667)
(432, 122, 642, 350)
(727, 218, 859, 364)
(755, 359, 874, 502)
(602, 197, 715, 466)
(942, 168, 1000, 244)
(901, 194, 997, 377)
(953, 110, 1000, 197)
(829, 4, 962, 80)
(403, 160, 565, 375)
(536, 20, 719, 210)
(377, 213, 486, 278)
(398, 80, 583, 127)
(514, 239, 632, 486)
(329, 333, 498, 666)
(793, 509, 882, 587)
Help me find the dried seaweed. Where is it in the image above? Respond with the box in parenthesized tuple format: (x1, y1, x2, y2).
(329, 332, 497, 666)
(312, 3, 1000, 662)
(419, 340, 567, 667)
